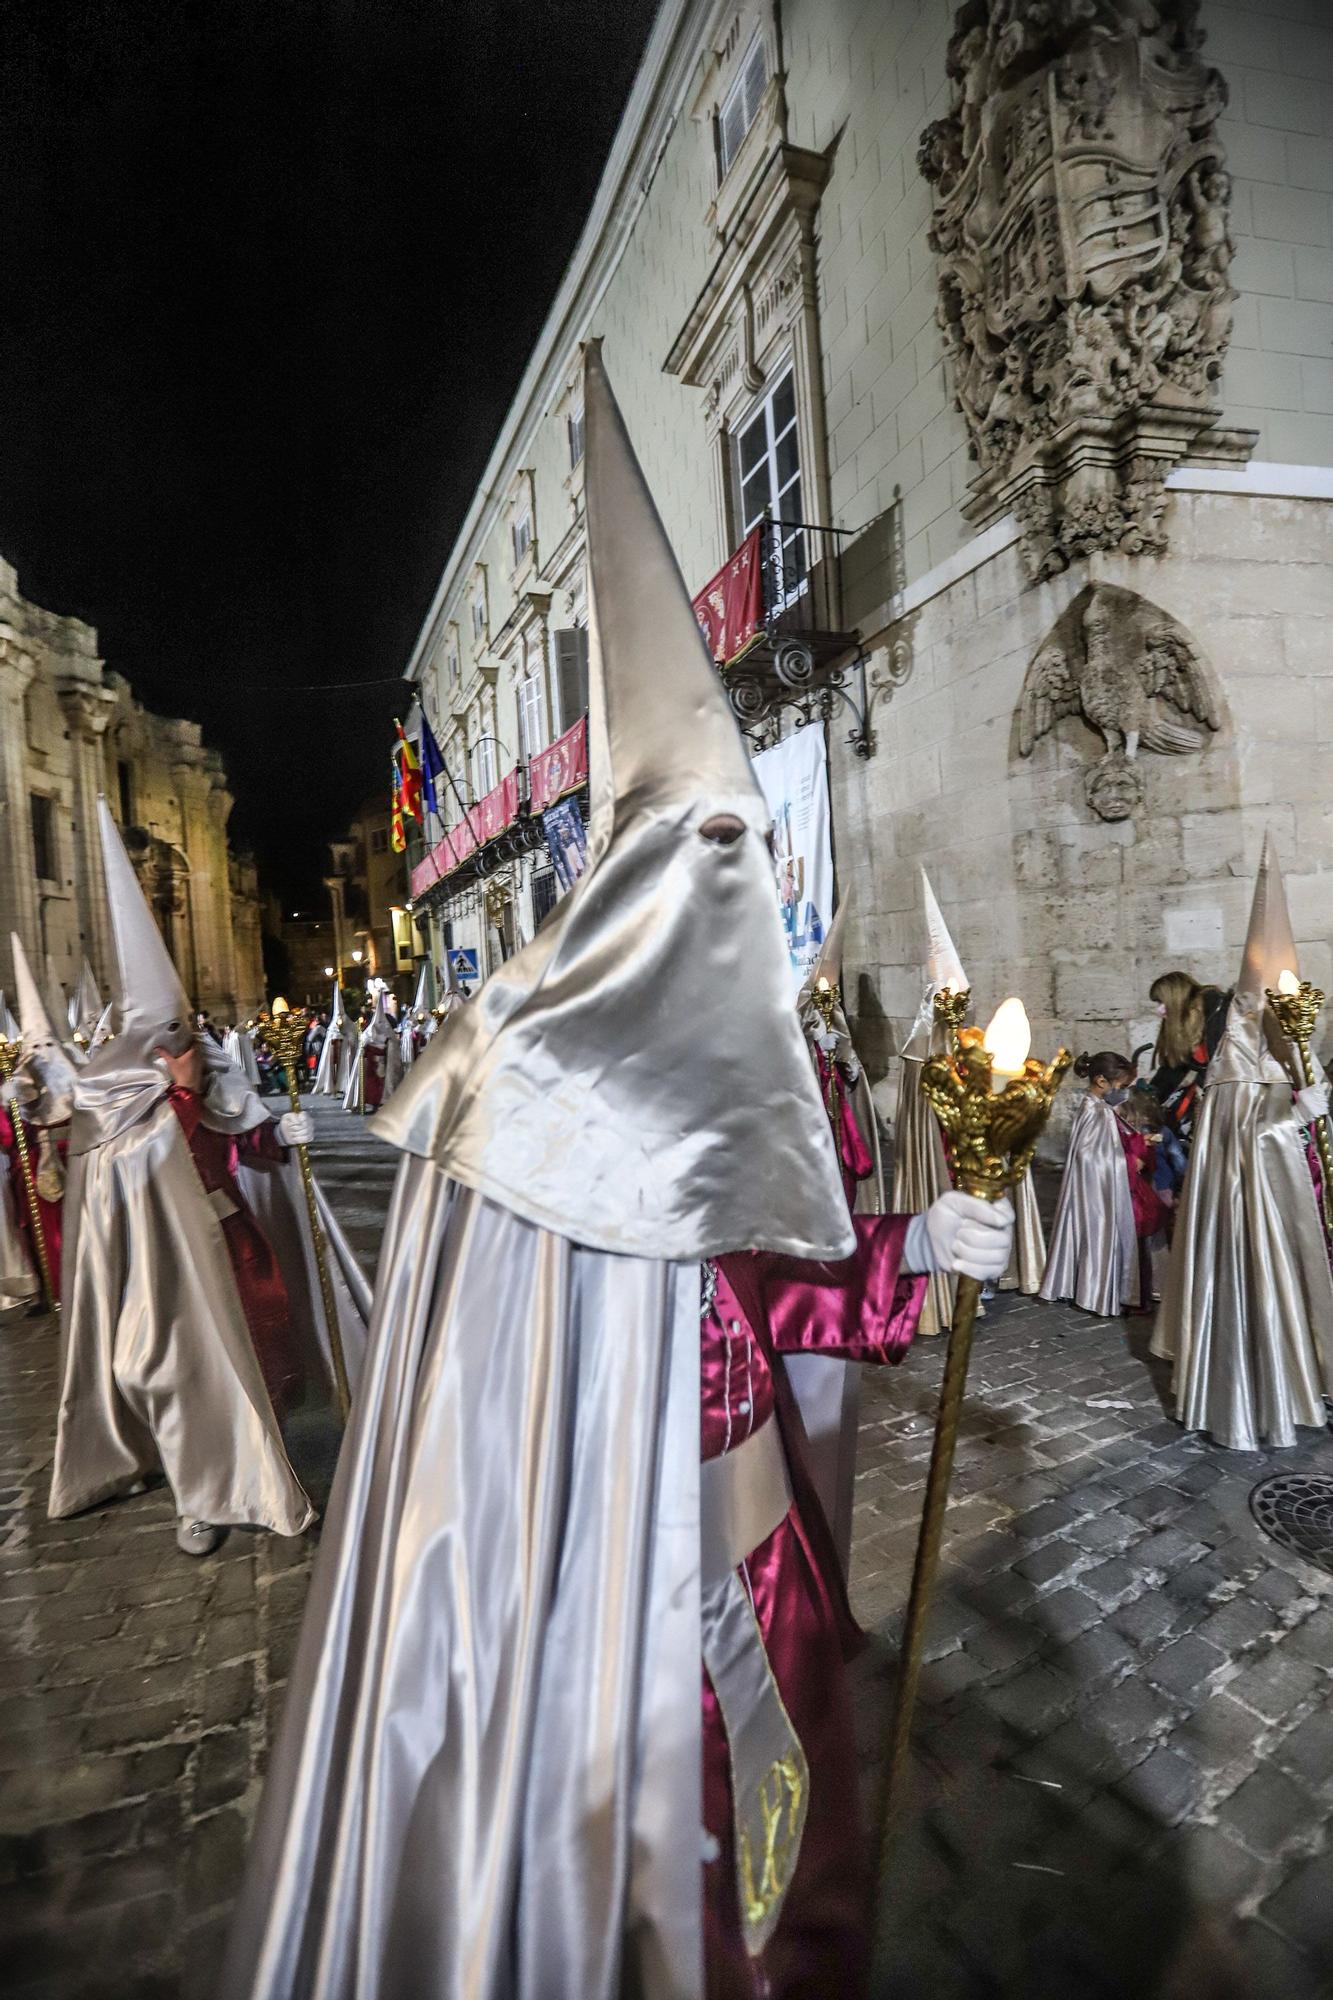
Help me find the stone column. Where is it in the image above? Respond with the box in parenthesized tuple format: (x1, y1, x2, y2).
(56, 680, 117, 992)
(0, 639, 40, 982)
(324, 876, 347, 978)
(205, 780, 238, 1017)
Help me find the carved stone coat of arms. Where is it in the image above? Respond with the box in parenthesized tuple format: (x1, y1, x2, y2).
(921, 0, 1255, 579)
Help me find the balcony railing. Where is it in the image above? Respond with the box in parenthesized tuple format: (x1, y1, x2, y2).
(692, 517, 871, 757)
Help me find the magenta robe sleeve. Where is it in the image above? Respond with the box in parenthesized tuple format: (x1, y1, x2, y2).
(749, 1214, 926, 1365)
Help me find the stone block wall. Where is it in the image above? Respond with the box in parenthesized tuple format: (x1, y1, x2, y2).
(836, 487, 1333, 1150)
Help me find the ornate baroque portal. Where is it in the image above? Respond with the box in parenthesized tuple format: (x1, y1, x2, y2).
(920, 0, 1255, 580)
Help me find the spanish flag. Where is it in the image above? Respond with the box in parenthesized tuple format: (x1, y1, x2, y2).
(396, 720, 423, 824)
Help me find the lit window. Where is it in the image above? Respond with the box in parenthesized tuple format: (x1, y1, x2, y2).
(567, 406, 585, 468)
(717, 36, 768, 180)
(735, 367, 805, 601)
(518, 674, 546, 760)
(511, 512, 532, 569)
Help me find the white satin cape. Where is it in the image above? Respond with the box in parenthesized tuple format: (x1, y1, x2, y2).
(219, 1160, 702, 2000)
(1152, 1076, 1333, 1449)
(1039, 1092, 1137, 1317)
(49, 1095, 368, 1529)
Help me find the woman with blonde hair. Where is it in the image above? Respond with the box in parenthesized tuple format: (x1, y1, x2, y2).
(1149, 968, 1231, 1146)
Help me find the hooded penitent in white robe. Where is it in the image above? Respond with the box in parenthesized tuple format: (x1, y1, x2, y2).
(894, 868, 967, 1336)
(1039, 1089, 1138, 1317)
(49, 801, 368, 1531)
(313, 986, 349, 1095)
(785, 896, 880, 1570)
(224, 1023, 262, 1086)
(1152, 835, 1333, 1449)
(219, 345, 853, 2000)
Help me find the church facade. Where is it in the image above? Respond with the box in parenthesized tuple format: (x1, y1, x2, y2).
(0, 555, 265, 1023)
(405, 0, 1333, 1136)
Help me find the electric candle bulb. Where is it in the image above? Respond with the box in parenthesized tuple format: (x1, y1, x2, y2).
(816, 976, 830, 993)
(984, 997, 1031, 1085)
(1277, 968, 1300, 996)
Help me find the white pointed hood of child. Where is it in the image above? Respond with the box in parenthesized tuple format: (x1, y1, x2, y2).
(901, 866, 969, 1060)
(11, 932, 78, 1119)
(1211, 832, 1304, 1087)
(71, 799, 254, 1152)
(411, 962, 434, 1015)
(70, 959, 103, 1038)
(796, 893, 857, 1051)
(362, 989, 394, 1049)
(375, 343, 852, 1263)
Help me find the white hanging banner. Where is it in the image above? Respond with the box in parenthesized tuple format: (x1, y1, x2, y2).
(753, 727, 833, 995)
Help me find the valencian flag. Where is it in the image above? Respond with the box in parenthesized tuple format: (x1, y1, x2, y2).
(418, 710, 447, 821)
(390, 754, 406, 853)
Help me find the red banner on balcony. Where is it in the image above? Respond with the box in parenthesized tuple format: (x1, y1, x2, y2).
(408, 769, 522, 898)
(529, 715, 589, 814)
(691, 526, 764, 664)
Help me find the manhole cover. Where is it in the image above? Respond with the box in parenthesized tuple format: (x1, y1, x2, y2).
(1249, 1473, 1333, 1575)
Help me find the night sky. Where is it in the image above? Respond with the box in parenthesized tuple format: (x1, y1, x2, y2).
(2, 0, 658, 907)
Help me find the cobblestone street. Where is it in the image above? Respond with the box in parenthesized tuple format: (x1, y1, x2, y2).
(3, 1100, 1333, 1998)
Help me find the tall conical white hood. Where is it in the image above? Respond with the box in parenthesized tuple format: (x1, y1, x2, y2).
(71, 959, 103, 1038)
(11, 933, 77, 1119)
(375, 344, 852, 1262)
(1211, 832, 1301, 1086)
(96, 796, 193, 1063)
(902, 868, 970, 1060)
(327, 984, 347, 1034)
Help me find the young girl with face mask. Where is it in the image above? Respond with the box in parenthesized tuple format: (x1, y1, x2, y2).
(1039, 1052, 1143, 1317)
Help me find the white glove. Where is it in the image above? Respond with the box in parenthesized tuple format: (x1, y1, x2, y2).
(903, 1192, 1015, 1282)
(1296, 1084, 1329, 1124)
(816, 1029, 839, 1054)
(276, 1110, 314, 1149)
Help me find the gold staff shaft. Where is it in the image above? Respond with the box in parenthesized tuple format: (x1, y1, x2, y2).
(1291, 1033, 1333, 1238)
(11, 1100, 57, 1315)
(877, 1269, 982, 1883)
(874, 1017, 1068, 1958)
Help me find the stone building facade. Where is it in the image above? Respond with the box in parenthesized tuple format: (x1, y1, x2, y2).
(405, 0, 1333, 1141)
(324, 795, 414, 998)
(0, 557, 266, 1021)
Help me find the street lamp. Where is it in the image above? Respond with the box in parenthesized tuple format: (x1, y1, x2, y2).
(324, 964, 335, 978)
(352, 949, 364, 965)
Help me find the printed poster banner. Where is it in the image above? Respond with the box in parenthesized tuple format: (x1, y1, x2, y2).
(544, 796, 589, 896)
(753, 727, 832, 993)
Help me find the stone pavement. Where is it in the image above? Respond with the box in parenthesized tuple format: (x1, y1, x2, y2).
(0, 1099, 1331, 1998)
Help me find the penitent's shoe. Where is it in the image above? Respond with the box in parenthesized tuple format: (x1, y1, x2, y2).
(175, 1518, 223, 1558)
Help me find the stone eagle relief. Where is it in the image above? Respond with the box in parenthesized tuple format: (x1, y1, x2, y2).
(1018, 581, 1219, 820)
(920, 0, 1252, 581)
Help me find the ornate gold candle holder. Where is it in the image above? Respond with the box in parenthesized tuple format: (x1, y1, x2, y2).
(931, 983, 970, 1052)
(877, 1006, 1069, 1911)
(0, 1035, 58, 1313)
(1267, 972, 1333, 1236)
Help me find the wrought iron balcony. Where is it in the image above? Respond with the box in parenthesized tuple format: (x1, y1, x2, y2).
(692, 517, 871, 757)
